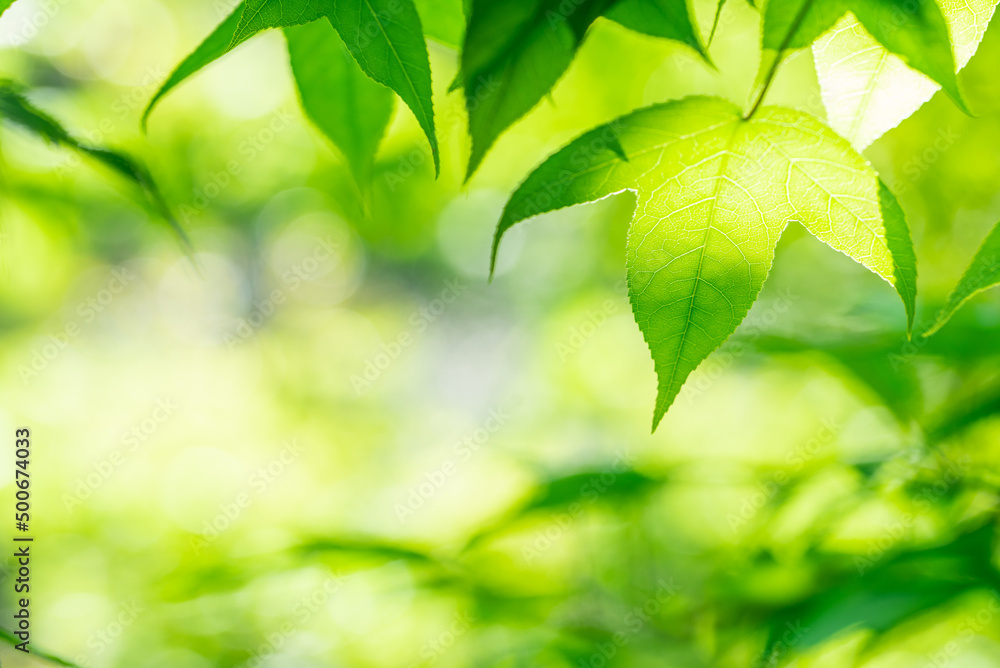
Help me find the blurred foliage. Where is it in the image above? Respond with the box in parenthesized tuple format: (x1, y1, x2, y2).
(0, 0, 999, 667)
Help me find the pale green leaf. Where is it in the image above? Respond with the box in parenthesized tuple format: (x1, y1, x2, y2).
(325, 0, 440, 174)
(813, 1, 997, 150)
(923, 221, 1000, 336)
(759, 0, 967, 114)
(492, 97, 911, 429)
(285, 20, 395, 183)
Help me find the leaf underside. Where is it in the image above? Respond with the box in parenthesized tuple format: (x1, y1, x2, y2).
(493, 96, 913, 430)
(813, 0, 998, 150)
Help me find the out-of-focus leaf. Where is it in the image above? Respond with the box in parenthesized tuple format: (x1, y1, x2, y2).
(925, 385, 1000, 444)
(413, 0, 466, 46)
(459, 0, 705, 178)
(759, 0, 967, 114)
(752, 335, 923, 422)
(0, 81, 188, 246)
(493, 96, 914, 430)
(763, 523, 999, 660)
(465, 468, 661, 549)
(813, 0, 997, 150)
(299, 537, 437, 564)
(0, 627, 80, 667)
(924, 220, 1000, 336)
(285, 20, 395, 184)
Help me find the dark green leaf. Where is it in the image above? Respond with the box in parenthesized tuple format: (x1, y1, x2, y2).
(460, 0, 705, 178)
(285, 20, 395, 183)
(605, 0, 706, 55)
(324, 0, 440, 174)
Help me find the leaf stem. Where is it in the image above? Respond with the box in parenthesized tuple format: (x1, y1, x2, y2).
(743, 0, 816, 119)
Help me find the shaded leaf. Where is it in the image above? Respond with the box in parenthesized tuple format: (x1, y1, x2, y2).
(763, 523, 999, 660)
(325, 0, 440, 174)
(492, 96, 913, 430)
(460, 0, 705, 178)
(285, 20, 395, 183)
(924, 220, 1000, 336)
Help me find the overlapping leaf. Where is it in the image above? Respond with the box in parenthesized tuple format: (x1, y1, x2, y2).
(758, 0, 968, 115)
(0, 80, 187, 246)
(143, 0, 439, 174)
(285, 20, 395, 183)
(491, 96, 915, 429)
(923, 220, 1000, 336)
(324, 0, 439, 173)
(458, 0, 706, 178)
(813, 0, 998, 150)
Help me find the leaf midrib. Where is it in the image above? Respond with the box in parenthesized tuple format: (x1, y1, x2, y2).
(657, 120, 742, 411)
(359, 0, 433, 137)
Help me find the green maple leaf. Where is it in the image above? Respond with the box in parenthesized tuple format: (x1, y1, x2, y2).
(813, 0, 997, 150)
(322, 0, 439, 173)
(758, 0, 969, 116)
(285, 20, 395, 183)
(491, 96, 916, 430)
(923, 221, 1000, 336)
(459, 0, 706, 179)
(143, 0, 439, 175)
